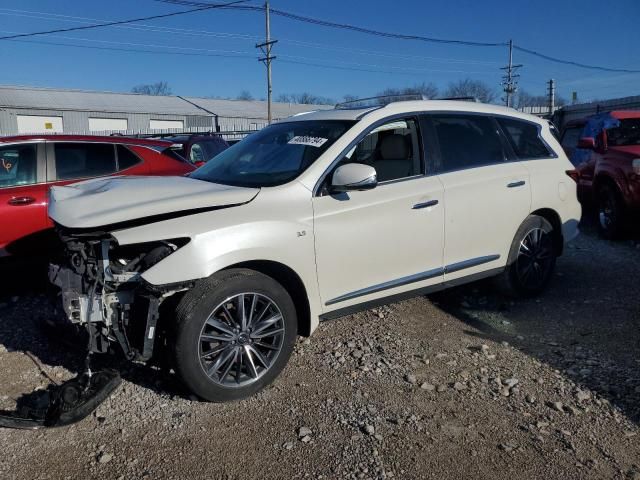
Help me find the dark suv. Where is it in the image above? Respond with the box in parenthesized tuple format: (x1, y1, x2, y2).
(560, 111, 640, 238)
(163, 133, 229, 167)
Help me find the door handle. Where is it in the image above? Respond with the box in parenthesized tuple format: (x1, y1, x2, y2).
(507, 180, 526, 188)
(8, 196, 36, 206)
(413, 199, 439, 209)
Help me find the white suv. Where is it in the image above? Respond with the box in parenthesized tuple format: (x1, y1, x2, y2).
(48, 100, 581, 402)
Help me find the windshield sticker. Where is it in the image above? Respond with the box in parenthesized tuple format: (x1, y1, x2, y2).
(288, 136, 328, 148)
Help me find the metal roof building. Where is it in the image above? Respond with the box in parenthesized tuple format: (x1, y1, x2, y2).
(0, 85, 331, 137)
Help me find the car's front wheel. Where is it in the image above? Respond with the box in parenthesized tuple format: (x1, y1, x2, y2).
(174, 269, 297, 402)
(499, 215, 557, 297)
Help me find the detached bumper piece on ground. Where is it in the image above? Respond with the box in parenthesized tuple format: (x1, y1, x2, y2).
(0, 369, 121, 430)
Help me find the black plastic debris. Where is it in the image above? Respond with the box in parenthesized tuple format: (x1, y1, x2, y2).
(0, 369, 121, 429)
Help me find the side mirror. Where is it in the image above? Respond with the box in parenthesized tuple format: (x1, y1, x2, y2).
(577, 137, 596, 150)
(330, 163, 377, 193)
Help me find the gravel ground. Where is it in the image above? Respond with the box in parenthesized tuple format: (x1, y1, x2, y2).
(0, 226, 639, 480)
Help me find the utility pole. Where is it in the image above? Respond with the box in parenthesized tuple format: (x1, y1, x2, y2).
(501, 40, 522, 108)
(256, 1, 277, 123)
(547, 78, 556, 115)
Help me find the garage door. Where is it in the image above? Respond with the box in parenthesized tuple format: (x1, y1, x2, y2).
(149, 119, 184, 130)
(89, 117, 128, 132)
(17, 115, 63, 133)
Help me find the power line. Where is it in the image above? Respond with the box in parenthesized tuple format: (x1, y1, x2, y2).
(0, 0, 247, 41)
(5, 36, 495, 77)
(0, 8, 504, 68)
(513, 45, 640, 74)
(156, 0, 640, 74)
(154, 0, 507, 47)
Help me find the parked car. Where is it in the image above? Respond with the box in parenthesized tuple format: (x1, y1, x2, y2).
(560, 111, 640, 238)
(0, 135, 194, 257)
(161, 133, 229, 167)
(48, 100, 581, 402)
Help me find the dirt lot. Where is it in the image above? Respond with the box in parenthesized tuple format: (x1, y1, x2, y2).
(0, 225, 639, 480)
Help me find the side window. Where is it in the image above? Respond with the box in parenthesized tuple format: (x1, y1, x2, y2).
(496, 117, 554, 160)
(0, 144, 37, 188)
(347, 118, 422, 182)
(190, 143, 207, 163)
(117, 145, 141, 171)
(55, 143, 117, 180)
(431, 114, 507, 171)
(560, 127, 582, 149)
(496, 117, 553, 159)
(202, 138, 227, 160)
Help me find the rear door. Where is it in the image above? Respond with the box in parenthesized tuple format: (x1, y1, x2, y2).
(0, 142, 49, 253)
(426, 113, 531, 281)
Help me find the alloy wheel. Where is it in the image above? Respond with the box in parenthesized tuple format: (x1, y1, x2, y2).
(515, 228, 554, 291)
(198, 293, 285, 388)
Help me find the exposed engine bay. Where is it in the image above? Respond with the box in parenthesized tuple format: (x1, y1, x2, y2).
(49, 228, 191, 362)
(1, 228, 194, 429)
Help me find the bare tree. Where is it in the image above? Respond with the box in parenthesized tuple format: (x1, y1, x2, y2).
(445, 79, 497, 103)
(276, 92, 334, 105)
(377, 82, 439, 100)
(516, 90, 548, 108)
(236, 90, 254, 101)
(131, 81, 172, 96)
(516, 90, 568, 109)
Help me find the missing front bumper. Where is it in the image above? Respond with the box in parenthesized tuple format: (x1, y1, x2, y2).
(0, 370, 121, 430)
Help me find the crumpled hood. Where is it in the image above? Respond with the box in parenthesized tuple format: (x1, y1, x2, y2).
(49, 175, 259, 229)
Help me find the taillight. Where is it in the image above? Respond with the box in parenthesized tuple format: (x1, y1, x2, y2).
(566, 169, 580, 183)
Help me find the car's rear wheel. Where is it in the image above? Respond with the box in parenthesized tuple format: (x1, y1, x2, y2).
(499, 215, 556, 297)
(597, 183, 625, 240)
(174, 269, 297, 402)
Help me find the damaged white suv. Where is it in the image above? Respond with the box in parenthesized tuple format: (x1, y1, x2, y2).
(49, 99, 580, 402)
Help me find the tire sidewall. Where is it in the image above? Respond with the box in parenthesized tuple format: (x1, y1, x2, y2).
(597, 184, 623, 240)
(505, 215, 556, 297)
(174, 271, 297, 402)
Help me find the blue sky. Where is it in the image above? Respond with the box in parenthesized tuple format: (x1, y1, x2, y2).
(1, 0, 639, 103)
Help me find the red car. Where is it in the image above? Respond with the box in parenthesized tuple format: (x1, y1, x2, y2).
(0, 135, 194, 257)
(560, 111, 640, 238)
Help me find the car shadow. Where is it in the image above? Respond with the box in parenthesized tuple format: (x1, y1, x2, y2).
(429, 228, 640, 425)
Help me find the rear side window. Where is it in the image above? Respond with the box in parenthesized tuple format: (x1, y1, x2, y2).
(430, 114, 508, 171)
(0, 144, 37, 188)
(496, 118, 553, 159)
(202, 138, 228, 160)
(116, 145, 141, 171)
(55, 143, 117, 180)
(560, 127, 583, 149)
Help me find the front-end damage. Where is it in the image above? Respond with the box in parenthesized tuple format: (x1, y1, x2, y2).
(0, 230, 192, 430)
(49, 228, 192, 362)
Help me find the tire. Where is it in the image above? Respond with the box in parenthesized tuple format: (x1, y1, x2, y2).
(597, 183, 625, 240)
(498, 215, 557, 297)
(173, 268, 297, 402)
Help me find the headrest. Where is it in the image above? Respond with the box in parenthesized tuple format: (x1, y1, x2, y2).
(379, 134, 410, 160)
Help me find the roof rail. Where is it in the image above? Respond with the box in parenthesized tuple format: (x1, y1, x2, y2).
(437, 96, 480, 102)
(334, 94, 481, 110)
(335, 94, 425, 110)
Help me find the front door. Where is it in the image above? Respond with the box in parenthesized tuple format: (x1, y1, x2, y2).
(313, 117, 445, 310)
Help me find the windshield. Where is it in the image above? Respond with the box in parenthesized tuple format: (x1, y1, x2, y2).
(606, 118, 640, 146)
(190, 120, 354, 187)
